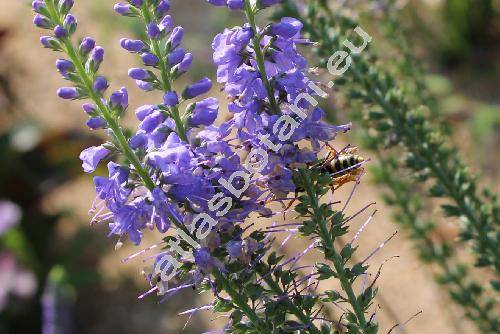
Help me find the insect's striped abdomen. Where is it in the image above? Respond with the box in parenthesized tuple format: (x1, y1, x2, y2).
(329, 154, 364, 175)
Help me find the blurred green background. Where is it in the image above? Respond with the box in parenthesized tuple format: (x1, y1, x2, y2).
(0, 0, 498, 333)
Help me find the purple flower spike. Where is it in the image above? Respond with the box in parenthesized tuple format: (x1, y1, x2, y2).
(93, 76, 109, 94)
(141, 52, 159, 66)
(156, 0, 171, 15)
(79, 37, 95, 55)
(163, 91, 179, 106)
(86, 117, 106, 130)
(168, 27, 184, 49)
(120, 38, 146, 53)
(167, 48, 185, 66)
(183, 77, 212, 99)
(188, 97, 219, 127)
(128, 68, 150, 81)
(114, 3, 132, 15)
(159, 15, 173, 32)
(79, 146, 110, 173)
(147, 22, 161, 39)
(54, 25, 68, 38)
(57, 87, 79, 100)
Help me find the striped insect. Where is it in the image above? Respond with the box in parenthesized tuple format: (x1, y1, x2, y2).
(282, 145, 366, 212)
(319, 144, 366, 191)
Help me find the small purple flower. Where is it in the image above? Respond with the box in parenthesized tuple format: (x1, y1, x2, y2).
(79, 146, 110, 173)
(56, 59, 74, 78)
(63, 14, 77, 33)
(57, 87, 79, 100)
(139, 110, 164, 133)
(128, 68, 150, 81)
(93, 76, 109, 94)
(150, 188, 172, 233)
(135, 105, 157, 121)
(167, 48, 185, 66)
(177, 53, 193, 73)
(86, 117, 106, 130)
(227, 0, 244, 10)
(108, 198, 151, 245)
(159, 15, 173, 32)
(188, 98, 219, 127)
(32, 1, 45, 13)
(89, 46, 105, 71)
(271, 17, 303, 39)
(114, 3, 132, 15)
(163, 91, 179, 106)
(147, 22, 161, 39)
(54, 25, 67, 38)
(109, 87, 129, 109)
(136, 80, 153, 91)
(82, 103, 96, 115)
(226, 240, 243, 259)
(129, 132, 147, 149)
(60, 0, 74, 13)
(183, 77, 212, 99)
(120, 38, 146, 53)
(40, 36, 59, 49)
(156, 0, 171, 15)
(168, 26, 184, 49)
(193, 247, 224, 274)
(33, 14, 50, 28)
(141, 52, 159, 66)
(79, 37, 95, 55)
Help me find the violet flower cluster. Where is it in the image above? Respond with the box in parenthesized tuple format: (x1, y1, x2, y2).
(31, 0, 376, 332)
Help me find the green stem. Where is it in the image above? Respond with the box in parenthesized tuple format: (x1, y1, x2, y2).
(300, 170, 372, 333)
(244, 0, 280, 115)
(214, 270, 271, 333)
(140, 5, 187, 142)
(261, 275, 321, 334)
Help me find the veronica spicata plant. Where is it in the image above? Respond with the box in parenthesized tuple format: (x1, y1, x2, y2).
(31, 0, 390, 332)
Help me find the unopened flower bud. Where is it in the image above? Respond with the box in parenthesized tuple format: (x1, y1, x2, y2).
(57, 87, 79, 100)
